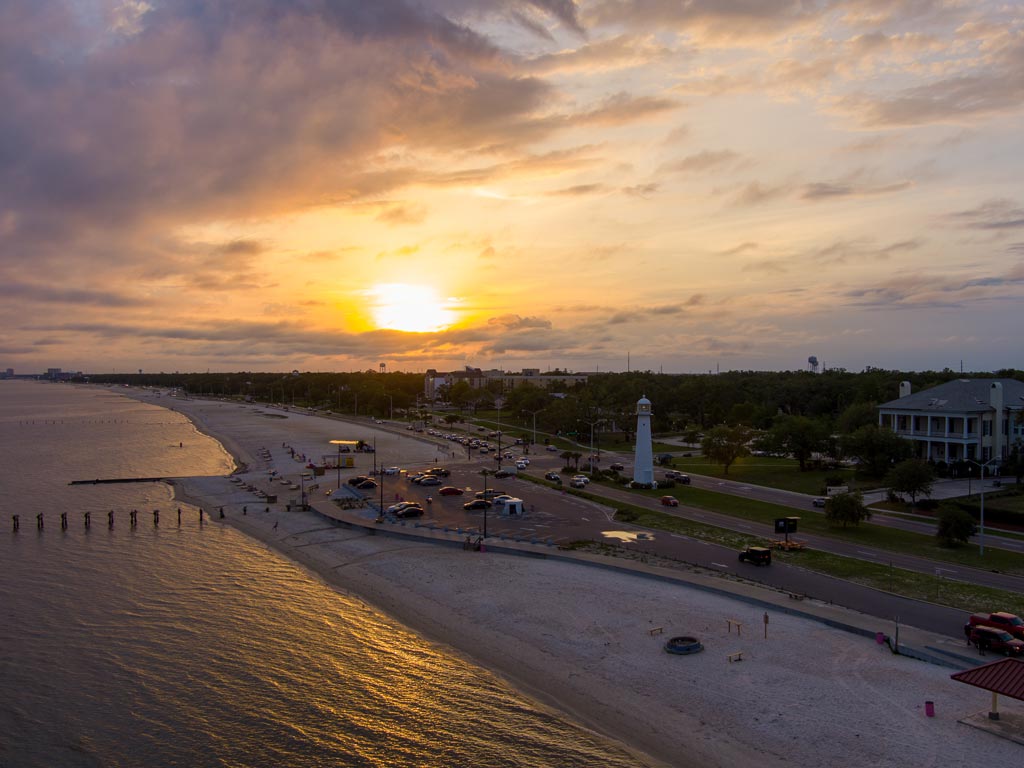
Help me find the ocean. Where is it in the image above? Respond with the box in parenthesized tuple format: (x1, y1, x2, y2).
(0, 381, 642, 768)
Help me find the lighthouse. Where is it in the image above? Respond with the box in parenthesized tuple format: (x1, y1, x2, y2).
(633, 395, 655, 486)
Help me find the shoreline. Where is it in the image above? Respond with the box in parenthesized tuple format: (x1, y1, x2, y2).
(119, 388, 1022, 767)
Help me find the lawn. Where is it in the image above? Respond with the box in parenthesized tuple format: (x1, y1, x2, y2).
(665, 455, 875, 495)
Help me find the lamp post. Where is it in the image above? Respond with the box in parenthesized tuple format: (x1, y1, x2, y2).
(481, 468, 490, 538)
(965, 457, 1000, 556)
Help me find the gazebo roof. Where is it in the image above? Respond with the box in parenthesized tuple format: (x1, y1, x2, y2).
(951, 658, 1024, 701)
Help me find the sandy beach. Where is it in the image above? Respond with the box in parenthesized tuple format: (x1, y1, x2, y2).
(130, 391, 1021, 767)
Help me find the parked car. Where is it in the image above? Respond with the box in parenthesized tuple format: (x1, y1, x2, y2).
(383, 467, 400, 475)
(812, 497, 827, 508)
(356, 479, 378, 490)
(347, 476, 370, 486)
(475, 489, 506, 500)
(967, 612, 1024, 640)
(660, 495, 679, 507)
(418, 475, 442, 486)
(493, 469, 516, 479)
(546, 445, 559, 452)
(544, 471, 561, 481)
(965, 625, 1024, 655)
(394, 504, 424, 519)
(609, 462, 625, 471)
(438, 486, 464, 496)
(425, 467, 450, 477)
(463, 499, 492, 510)
(738, 546, 772, 566)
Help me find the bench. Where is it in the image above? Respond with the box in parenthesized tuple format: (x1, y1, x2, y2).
(788, 592, 805, 601)
(648, 626, 664, 636)
(727, 651, 744, 663)
(726, 619, 743, 636)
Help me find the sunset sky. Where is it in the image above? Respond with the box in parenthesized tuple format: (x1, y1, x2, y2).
(3, 1, 1023, 375)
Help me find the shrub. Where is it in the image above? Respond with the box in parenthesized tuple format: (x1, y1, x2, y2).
(915, 498, 939, 511)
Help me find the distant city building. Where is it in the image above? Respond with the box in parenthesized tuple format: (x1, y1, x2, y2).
(633, 395, 655, 485)
(424, 367, 588, 401)
(877, 378, 1024, 465)
(3, 368, 12, 379)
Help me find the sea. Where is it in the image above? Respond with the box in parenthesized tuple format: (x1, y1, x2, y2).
(0, 381, 643, 768)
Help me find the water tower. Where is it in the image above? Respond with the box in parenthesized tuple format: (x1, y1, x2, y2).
(808, 355, 819, 374)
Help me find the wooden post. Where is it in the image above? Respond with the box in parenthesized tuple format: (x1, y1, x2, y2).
(990, 691, 1000, 720)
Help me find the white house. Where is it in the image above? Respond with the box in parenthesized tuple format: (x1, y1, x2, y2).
(877, 378, 1024, 465)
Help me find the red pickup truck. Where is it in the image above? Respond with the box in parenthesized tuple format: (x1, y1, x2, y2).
(967, 612, 1024, 640)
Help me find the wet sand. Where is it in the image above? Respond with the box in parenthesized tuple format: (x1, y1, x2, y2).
(132, 391, 1020, 767)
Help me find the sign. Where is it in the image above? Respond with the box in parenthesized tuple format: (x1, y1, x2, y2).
(774, 517, 799, 534)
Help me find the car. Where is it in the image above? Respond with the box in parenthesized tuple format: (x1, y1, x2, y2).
(356, 479, 378, 490)
(660, 495, 679, 507)
(383, 466, 400, 475)
(738, 546, 772, 566)
(609, 462, 625, 471)
(968, 612, 1024, 640)
(492, 495, 515, 506)
(517, 457, 530, 465)
(570, 478, 587, 489)
(479, 447, 490, 454)
(546, 445, 559, 452)
(438, 486, 464, 496)
(812, 497, 827, 508)
(571, 475, 590, 485)
(965, 625, 1024, 656)
(544, 471, 561, 481)
(394, 505, 424, 518)
(515, 461, 527, 470)
(418, 475, 442, 486)
(463, 499, 492, 510)
(475, 489, 505, 500)
(425, 467, 450, 477)
(387, 501, 420, 514)
(408, 473, 427, 483)
(676, 474, 691, 485)
(347, 475, 370, 486)
(494, 469, 516, 479)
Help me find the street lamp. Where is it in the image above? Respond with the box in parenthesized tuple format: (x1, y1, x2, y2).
(965, 457, 1000, 556)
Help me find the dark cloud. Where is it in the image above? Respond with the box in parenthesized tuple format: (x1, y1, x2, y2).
(0, 280, 144, 307)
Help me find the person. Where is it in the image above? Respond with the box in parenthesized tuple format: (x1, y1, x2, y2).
(426, 496, 433, 504)
(273, 521, 278, 530)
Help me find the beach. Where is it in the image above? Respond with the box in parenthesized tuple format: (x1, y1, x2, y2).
(137, 391, 1021, 767)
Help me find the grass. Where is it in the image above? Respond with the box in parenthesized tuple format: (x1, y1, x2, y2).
(665, 455, 876, 496)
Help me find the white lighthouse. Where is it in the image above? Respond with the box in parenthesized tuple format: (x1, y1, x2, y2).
(633, 395, 655, 486)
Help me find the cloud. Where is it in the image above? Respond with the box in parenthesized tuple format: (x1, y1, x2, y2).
(661, 150, 743, 174)
(488, 314, 553, 330)
(945, 199, 1024, 230)
(524, 34, 674, 75)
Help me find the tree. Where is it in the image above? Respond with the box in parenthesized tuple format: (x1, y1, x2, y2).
(838, 424, 913, 478)
(701, 425, 750, 475)
(836, 402, 877, 435)
(768, 415, 828, 471)
(824, 491, 871, 527)
(936, 508, 976, 547)
(884, 459, 935, 506)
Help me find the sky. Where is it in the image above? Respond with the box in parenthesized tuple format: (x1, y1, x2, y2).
(2, 0, 1023, 375)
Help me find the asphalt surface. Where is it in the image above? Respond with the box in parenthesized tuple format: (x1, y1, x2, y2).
(323, 423, 1022, 640)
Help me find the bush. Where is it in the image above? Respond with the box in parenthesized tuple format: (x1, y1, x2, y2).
(915, 498, 939, 511)
(937, 508, 975, 547)
(660, 479, 676, 489)
(616, 509, 639, 522)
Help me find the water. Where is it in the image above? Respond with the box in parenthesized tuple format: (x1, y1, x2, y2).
(0, 382, 642, 768)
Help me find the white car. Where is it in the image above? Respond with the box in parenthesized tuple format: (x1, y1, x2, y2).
(383, 466, 400, 475)
(571, 475, 590, 486)
(515, 461, 528, 470)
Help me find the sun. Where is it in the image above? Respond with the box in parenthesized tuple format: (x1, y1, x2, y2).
(369, 283, 456, 332)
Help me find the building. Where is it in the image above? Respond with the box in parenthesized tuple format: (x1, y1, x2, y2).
(633, 395, 655, 486)
(877, 378, 1024, 465)
(424, 367, 588, 401)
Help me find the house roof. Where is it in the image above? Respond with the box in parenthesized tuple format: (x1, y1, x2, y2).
(878, 378, 1024, 413)
(951, 657, 1024, 701)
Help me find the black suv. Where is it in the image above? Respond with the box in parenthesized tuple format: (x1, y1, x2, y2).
(738, 546, 772, 566)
